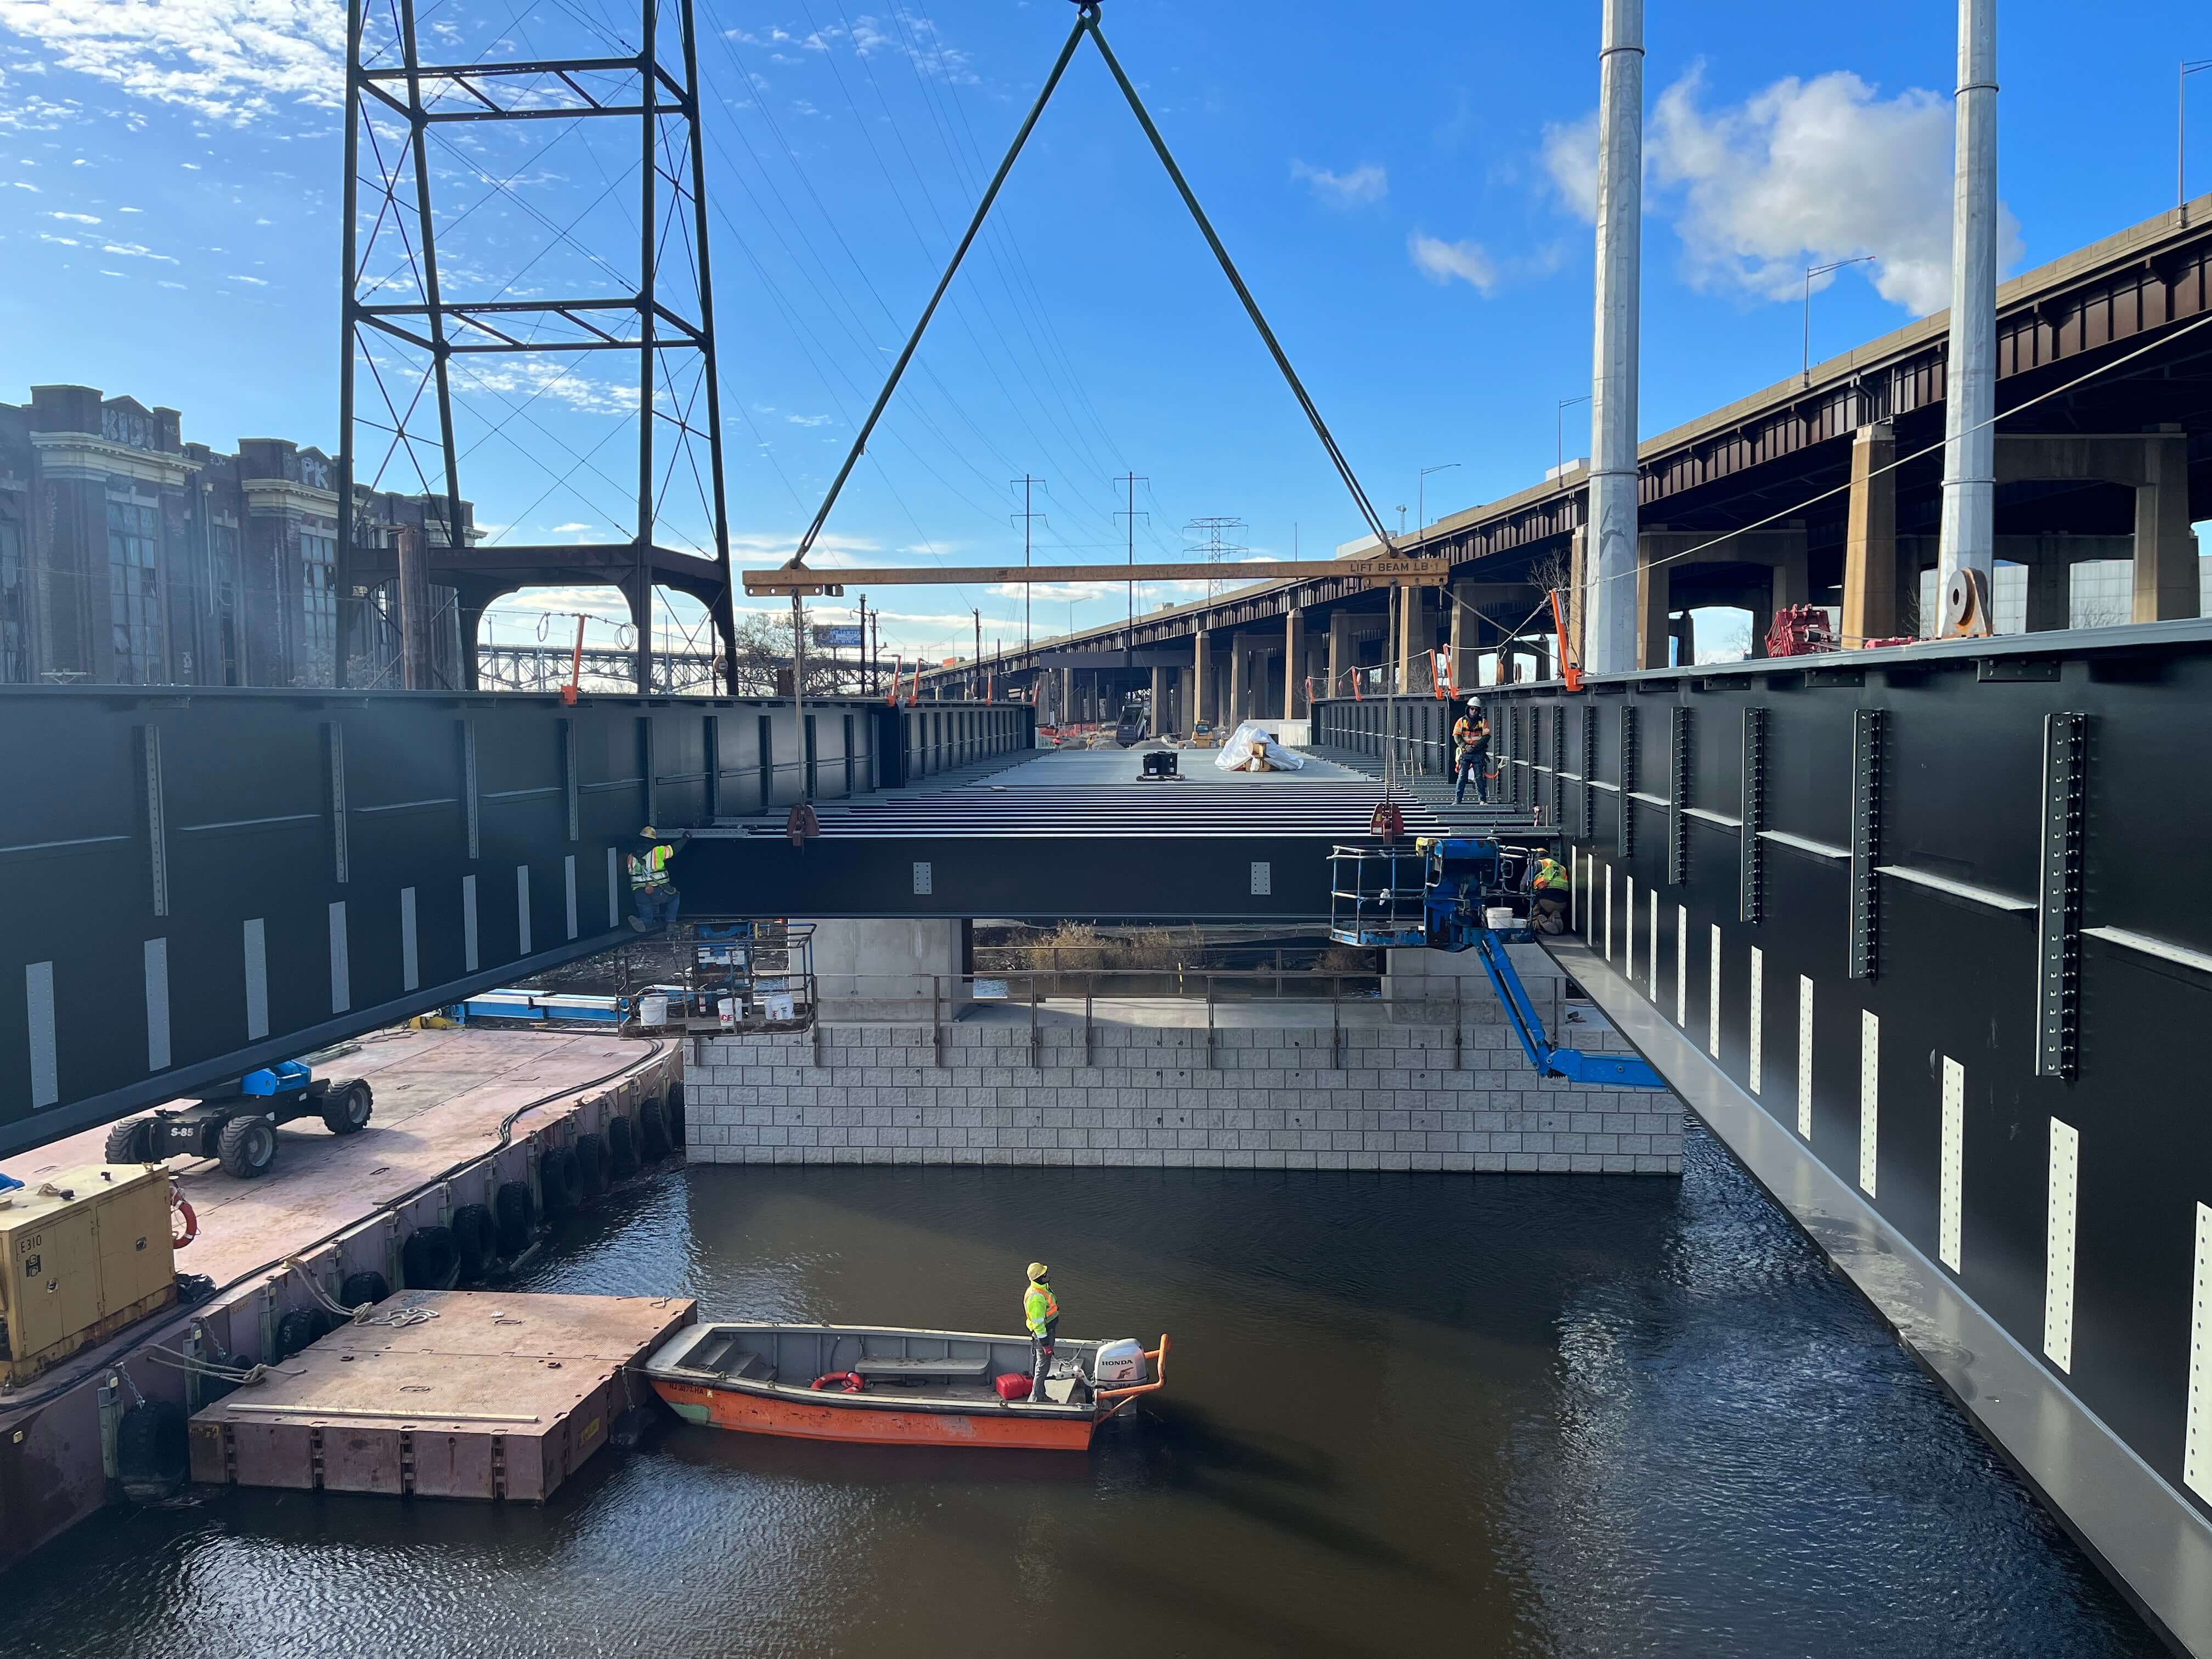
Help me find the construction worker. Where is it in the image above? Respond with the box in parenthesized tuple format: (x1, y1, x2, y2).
(1452, 697, 1492, 805)
(626, 827, 681, 933)
(1530, 850, 1571, 935)
(1023, 1261, 1061, 1402)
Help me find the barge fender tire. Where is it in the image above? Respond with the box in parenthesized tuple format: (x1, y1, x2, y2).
(117, 1401, 189, 1504)
(275, 1307, 326, 1361)
(606, 1115, 639, 1181)
(340, 1269, 390, 1308)
(105, 1118, 155, 1165)
(450, 1204, 495, 1281)
(664, 1083, 685, 1149)
(573, 1134, 608, 1197)
(540, 1148, 581, 1216)
(639, 1098, 670, 1160)
(401, 1223, 462, 1290)
(216, 1115, 278, 1178)
(493, 1180, 534, 1257)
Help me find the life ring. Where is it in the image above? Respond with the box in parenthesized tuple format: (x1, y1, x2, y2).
(170, 1187, 198, 1250)
(808, 1370, 864, 1393)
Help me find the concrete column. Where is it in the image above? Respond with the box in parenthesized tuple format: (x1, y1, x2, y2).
(2019, 538, 2070, 633)
(1395, 588, 1436, 692)
(2134, 430, 2199, 621)
(1636, 538, 1671, 669)
(1193, 629, 1212, 725)
(1149, 664, 1166, 735)
(1059, 665, 1073, 724)
(1227, 634, 1247, 723)
(803, 918, 964, 1016)
(1326, 610, 1355, 699)
(1842, 422, 1899, 644)
(1284, 608, 1307, 717)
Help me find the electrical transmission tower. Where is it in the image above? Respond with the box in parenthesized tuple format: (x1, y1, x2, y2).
(1183, 517, 1249, 602)
(337, 0, 734, 693)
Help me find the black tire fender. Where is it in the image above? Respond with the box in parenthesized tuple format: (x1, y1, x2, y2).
(573, 1133, 608, 1197)
(639, 1097, 670, 1159)
(340, 1269, 390, 1308)
(664, 1082, 686, 1149)
(540, 1147, 581, 1215)
(606, 1114, 639, 1180)
(117, 1401, 189, 1503)
(450, 1204, 496, 1280)
(274, 1307, 326, 1361)
(493, 1180, 534, 1258)
(400, 1222, 461, 1290)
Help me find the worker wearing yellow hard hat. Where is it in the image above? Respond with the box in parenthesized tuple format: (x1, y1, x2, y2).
(1023, 1261, 1061, 1403)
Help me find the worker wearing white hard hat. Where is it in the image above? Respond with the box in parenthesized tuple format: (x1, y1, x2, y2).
(1452, 698, 1491, 806)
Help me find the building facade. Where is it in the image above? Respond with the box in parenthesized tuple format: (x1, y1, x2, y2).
(0, 383, 466, 689)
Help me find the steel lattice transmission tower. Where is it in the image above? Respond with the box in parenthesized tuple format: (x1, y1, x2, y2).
(337, 0, 735, 692)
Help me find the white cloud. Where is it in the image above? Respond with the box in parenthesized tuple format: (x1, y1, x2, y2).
(786, 413, 833, 427)
(547, 521, 593, 535)
(1290, 159, 1387, 208)
(46, 208, 97, 222)
(1408, 232, 1499, 296)
(1543, 65, 2022, 317)
(0, 0, 345, 124)
(102, 239, 177, 262)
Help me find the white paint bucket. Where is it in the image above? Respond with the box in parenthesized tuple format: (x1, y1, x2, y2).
(637, 992, 670, 1028)
(717, 997, 737, 1029)
(1485, 907, 1517, 932)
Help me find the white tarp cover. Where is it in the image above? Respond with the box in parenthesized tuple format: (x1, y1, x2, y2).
(1214, 721, 1307, 772)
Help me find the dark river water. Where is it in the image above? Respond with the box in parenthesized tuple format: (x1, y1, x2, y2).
(1, 1124, 2160, 1658)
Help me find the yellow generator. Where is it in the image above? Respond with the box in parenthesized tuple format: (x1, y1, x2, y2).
(0, 1164, 177, 1386)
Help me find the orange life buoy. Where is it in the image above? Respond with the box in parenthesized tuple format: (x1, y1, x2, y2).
(170, 1187, 198, 1250)
(808, 1370, 864, 1393)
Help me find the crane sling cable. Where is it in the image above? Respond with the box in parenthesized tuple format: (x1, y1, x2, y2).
(779, 0, 1401, 579)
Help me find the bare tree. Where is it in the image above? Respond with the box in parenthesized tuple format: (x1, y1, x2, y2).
(728, 612, 848, 697)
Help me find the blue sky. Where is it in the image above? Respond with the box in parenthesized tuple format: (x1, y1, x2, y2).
(1, 0, 2206, 661)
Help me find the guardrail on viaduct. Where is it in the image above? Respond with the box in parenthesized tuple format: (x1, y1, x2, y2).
(0, 686, 1033, 1158)
(1316, 619, 2212, 1534)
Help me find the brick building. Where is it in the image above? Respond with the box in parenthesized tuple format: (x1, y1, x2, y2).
(0, 383, 469, 689)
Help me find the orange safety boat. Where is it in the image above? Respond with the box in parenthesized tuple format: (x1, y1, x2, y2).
(641, 1321, 1170, 1452)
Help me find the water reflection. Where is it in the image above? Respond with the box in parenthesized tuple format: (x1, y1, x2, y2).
(0, 1126, 2159, 1658)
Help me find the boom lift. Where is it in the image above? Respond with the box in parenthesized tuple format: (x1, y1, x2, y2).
(1328, 838, 1666, 1090)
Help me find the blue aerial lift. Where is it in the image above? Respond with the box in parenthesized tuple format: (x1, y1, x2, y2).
(1328, 837, 1667, 1090)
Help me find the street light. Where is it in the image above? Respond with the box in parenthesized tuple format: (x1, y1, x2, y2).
(1395, 504, 1408, 538)
(1803, 257, 1877, 386)
(2184, 59, 2212, 213)
(1417, 463, 1460, 550)
(1556, 396, 1590, 477)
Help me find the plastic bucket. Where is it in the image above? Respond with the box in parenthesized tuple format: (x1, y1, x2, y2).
(716, 997, 737, 1030)
(1485, 907, 1517, 931)
(637, 992, 670, 1028)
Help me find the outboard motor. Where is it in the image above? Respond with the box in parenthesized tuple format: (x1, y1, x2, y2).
(1092, 1338, 1147, 1386)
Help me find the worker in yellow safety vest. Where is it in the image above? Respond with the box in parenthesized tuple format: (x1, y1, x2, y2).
(625, 826, 682, 934)
(1023, 1261, 1061, 1402)
(1530, 853, 1570, 935)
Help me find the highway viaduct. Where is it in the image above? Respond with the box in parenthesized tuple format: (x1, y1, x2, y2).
(920, 195, 2212, 727)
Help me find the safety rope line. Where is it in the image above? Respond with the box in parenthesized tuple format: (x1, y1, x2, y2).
(785, 1, 1402, 572)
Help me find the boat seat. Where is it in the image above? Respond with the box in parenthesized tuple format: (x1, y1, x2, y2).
(683, 1334, 774, 1381)
(851, 1356, 991, 1380)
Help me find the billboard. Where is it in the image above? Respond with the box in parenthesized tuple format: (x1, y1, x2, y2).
(811, 624, 865, 648)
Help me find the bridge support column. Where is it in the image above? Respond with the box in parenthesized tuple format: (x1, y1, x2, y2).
(2134, 430, 2198, 621)
(1842, 422, 1899, 645)
(1637, 540, 1671, 669)
(1227, 634, 1248, 724)
(1327, 610, 1354, 701)
(1395, 588, 1435, 693)
(1284, 608, 1307, 718)
(802, 918, 966, 1018)
(1150, 664, 1167, 735)
(1193, 629, 1213, 726)
(454, 580, 502, 692)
